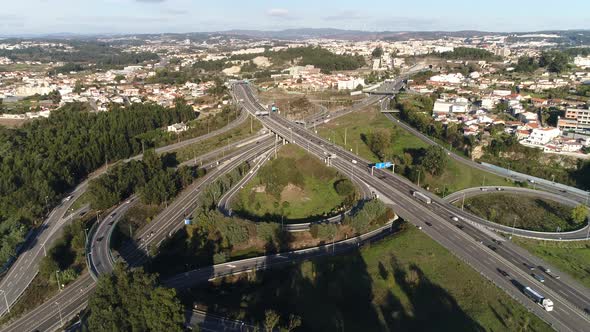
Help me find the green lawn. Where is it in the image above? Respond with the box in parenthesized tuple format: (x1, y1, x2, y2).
(231, 145, 353, 221)
(183, 225, 551, 332)
(514, 238, 590, 289)
(174, 117, 262, 164)
(317, 107, 511, 195)
(459, 193, 583, 232)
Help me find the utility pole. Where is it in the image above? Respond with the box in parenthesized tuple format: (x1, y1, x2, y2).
(129, 225, 133, 239)
(42, 243, 46, 257)
(0, 290, 8, 313)
(250, 115, 253, 134)
(417, 169, 422, 188)
(511, 216, 517, 239)
(55, 270, 61, 291)
(482, 175, 486, 187)
(344, 128, 347, 147)
(461, 193, 465, 211)
(55, 301, 63, 327)
(356, 142, 358, 155)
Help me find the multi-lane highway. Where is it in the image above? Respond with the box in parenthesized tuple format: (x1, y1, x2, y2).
(90, 137, 275, 277)
(444, 186, 590, 240)
(233, 82, 590, 331)
(0, 109, 250, 319)
(1, 137, 275, 332)
(383, 112, 590, 205)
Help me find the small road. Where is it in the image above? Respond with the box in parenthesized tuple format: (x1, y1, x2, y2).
(0, 109, 249, 318)
(444, 186, 590, 240)
(234, 82, 590, 332)
(383, 113, 590, 205)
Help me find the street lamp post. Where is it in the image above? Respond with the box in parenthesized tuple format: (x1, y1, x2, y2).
(56, 270, 62, 291)
(511, 216, 517, 240)
(55, 301, 64, 327)
(0, 290, 9, 313)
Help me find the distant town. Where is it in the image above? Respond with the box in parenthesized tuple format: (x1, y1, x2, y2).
(1, 32, 589, 157)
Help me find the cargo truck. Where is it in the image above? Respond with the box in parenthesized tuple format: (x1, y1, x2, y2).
(412, 191, 432, 204)
(524, 286, 554, 311)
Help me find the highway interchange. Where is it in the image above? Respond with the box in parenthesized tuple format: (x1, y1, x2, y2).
(233, 81, 590, 331)
(1, 75, 590, 331)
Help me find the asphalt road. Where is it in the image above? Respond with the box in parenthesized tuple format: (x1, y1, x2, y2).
(0, 109, 250, 321)
(216, 135, 374, 232)
(234, 82, 590, 331)
(0, 139, 275, 332)
(383, 113, 590, 206)
(90, 138, 275, 277)
(444, 186, 590, 240)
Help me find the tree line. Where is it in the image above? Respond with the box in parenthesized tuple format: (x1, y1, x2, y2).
(88, 149, 205, 210)
(439, 47, 500, 61)
(0, 101, 196, 266)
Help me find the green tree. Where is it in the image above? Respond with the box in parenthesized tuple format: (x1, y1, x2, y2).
(372, 47, 384, 58)
(334, 179, 355, 197)
(571, 205, 588, 223)
(264, 310, 281, 332)
(87, 263, 184, 332)
(539, 51, 570, 73)
(367, 129, 391, 160)
(420, 146, 448, 176)
(114, 74, 126, 82)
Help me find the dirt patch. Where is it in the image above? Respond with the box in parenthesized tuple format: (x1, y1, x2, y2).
(252, 185, 266, 193)
(281, 183, 308, 202)
(0, 118, 29, 128)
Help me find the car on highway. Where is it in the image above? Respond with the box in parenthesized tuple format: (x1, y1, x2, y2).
(524, 263, 535, 271)
(497, 269, 509, 277)
(496, 187, 503, 191)
(424, 221, 432, 226)
(488, 245, 497, 251)
(451, 216, 459, 222)
(63, 195, 73, 202)
(456, 224, 464, 229)
(417, 226, 423, 230)
(532, 273, 545, 283)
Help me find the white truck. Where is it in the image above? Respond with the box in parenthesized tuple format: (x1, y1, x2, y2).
(524, 286, 554, 311)
(412, 191, 432, 204)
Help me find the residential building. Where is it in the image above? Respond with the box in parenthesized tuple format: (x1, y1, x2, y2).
(526, 127, 561, 145)
(558, 107, 590, 132)
(167, 123, 188, 133)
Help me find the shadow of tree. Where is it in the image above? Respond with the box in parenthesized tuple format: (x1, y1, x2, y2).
(178, 238, 487, 332)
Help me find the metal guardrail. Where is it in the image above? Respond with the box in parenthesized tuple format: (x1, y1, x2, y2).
(85, 220, 100, 281)
(480, 162, 590, 198)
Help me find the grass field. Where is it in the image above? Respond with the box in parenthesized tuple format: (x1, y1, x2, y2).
(174, 116, 262, 164)
(459, 193, 583, 232)
(514, 238, 590, 289)
(231, 145, 354, 221)
(317, 107, 510, 195)
(183, 225, 551, 332)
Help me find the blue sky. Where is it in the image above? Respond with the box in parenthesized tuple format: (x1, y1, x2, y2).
(1, 0, 588, 35)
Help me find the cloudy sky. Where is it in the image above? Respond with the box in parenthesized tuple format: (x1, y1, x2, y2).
(1, 0, 588, 35)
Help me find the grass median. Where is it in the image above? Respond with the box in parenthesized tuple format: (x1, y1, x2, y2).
(182, 224, 551, 331)
(317, 107, 511, 195)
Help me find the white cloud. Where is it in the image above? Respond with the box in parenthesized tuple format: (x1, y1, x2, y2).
(267, 8, 290, 18)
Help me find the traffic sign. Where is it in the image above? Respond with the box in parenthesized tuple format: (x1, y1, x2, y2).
(375, 162, 392, 169)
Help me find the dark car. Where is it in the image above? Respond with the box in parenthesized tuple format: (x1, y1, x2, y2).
(497, 268, 509, 277)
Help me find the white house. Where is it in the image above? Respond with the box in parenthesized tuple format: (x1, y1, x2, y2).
(337, 78, 365, 91)
(526, 127, 561, 145)
(167, 123, 188, 133)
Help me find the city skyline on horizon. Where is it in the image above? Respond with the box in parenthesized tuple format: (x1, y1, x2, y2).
(0, 0, 588, 35)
